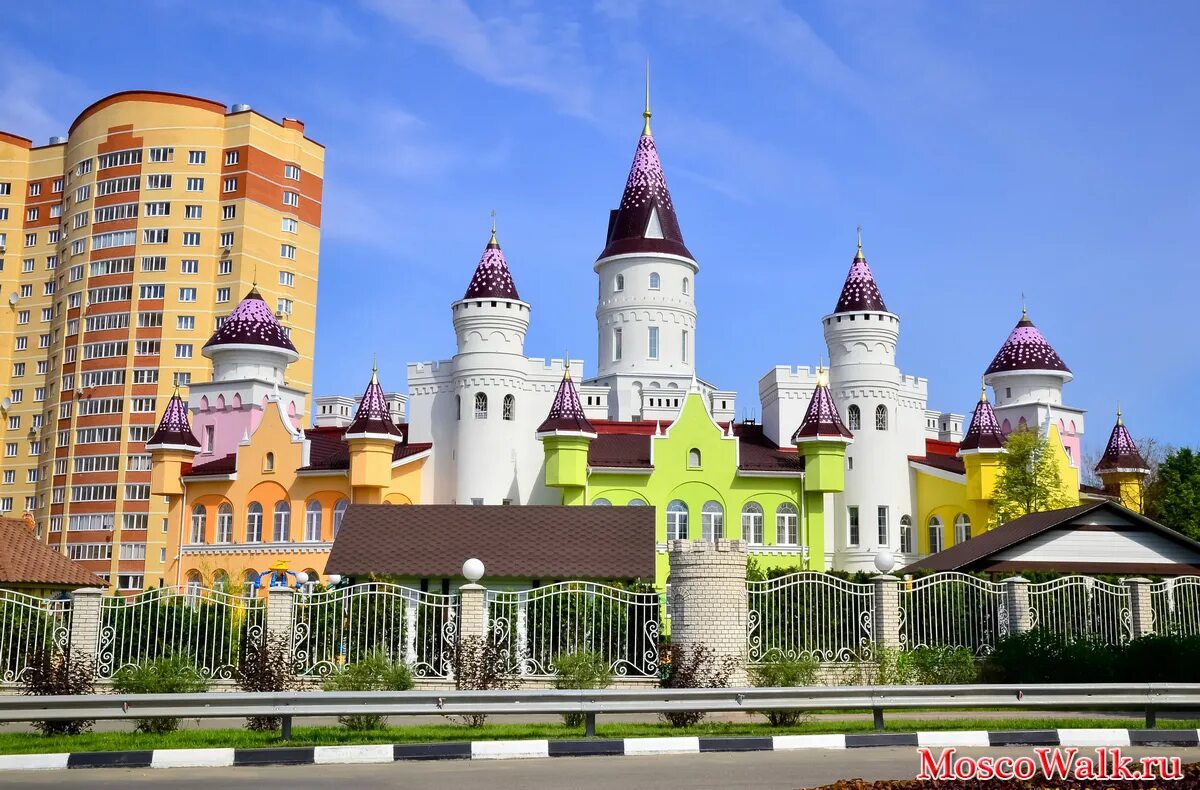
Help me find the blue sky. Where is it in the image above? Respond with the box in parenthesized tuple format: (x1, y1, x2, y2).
(4, 1, 1198, 457)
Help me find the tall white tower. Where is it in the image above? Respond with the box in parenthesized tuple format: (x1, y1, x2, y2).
(823, 235, 923, 570)
(450, 227, 531, 504)
(590, 83, 699, 421)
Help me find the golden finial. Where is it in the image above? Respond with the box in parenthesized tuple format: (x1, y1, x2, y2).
(817, 356, 828, 387)
(563, 350, 571, 380)
(855, 225, 864, 260)
(252, 262, 258, 288)
(371, 353, 378, 385)
(488, 209, 498, 247)
(642, 59, 652, 136)
(980, 376, 988, 402)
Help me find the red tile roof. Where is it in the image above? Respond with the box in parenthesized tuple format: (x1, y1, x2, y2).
(183, 425, 430, 478)
(909, 453, 966, 476)
(0, 518, 105, 588)
(586, 420, 801, 474)
(186, 453, 238, 476)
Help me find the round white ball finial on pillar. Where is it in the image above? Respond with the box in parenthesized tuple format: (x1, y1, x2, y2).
(326, 574, 342, 586)
(462, 558, 485, 583)
(873, 550, 896, 575)
(294, 571, 309, 585)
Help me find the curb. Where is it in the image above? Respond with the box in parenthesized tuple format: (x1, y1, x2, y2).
(0, 728, 1197, 771)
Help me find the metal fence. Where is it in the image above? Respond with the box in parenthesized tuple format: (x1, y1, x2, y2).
(747, 572, 874, 663)
(292, 583, 458, 679)
(96, 586, 264, 680)
(486, 582, 660, 678)
(899, 573, 1008, 656)
(0, 589, 72, 682)
(1028, 576, 1131, 645)
(1150, 578, 1200, 636)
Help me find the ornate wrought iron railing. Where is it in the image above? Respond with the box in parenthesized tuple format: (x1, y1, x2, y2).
(1028, 576, 1131, 645)
(292, 583, 457, 679)
(899, 573, 1008, 656)
(486, 582, 660, 678)
(747, 572, 874, 663)
(97, 586, 263, 680)
(1150, 578, 1200, 637)
(0, 589, 72, 682)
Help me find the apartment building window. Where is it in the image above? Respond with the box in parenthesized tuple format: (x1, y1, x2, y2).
(282, 190, 299, 207)
(185, 177, 204, 191)
(173, 372, 191, 387)
(145, 174, 172, 190)
(14, 337, 26, 351)
(280, 244, 296, 260)
(29, 182, 41, 197)
(220, 232, 234, 247)
(304, 501, 322, 542)
(223, 177, 237, 192)
(69, 264, 83, 282)
(131, 398, 157, 413)
(54, 459, 66, 476)
(3, 443, 15, 457)
(25, 233, 36, 247)
(68, 513, 114, 531)
(148, 146, 174, 162)
(135, 340, 160, 356)
(184, 204, 202, 219)
(182, 232, 200, 246)
(284, 164, 301, 180)
(2, 471, 12, 484)
(0, 182, 10, 195)
(279, 271, 295, 287)
(97, 149, 141, 169)
(175, 344, 193, 358)
(94, 203, 137, 223)
(123, 514, 149, 532)
(218, 259, 232, 275)
(52, 178, 63, 192)
(179, 287, 197, 302)
(132, 368, 159, 384)
(848, 506, 860, 546)
(126, 455, 152, 471)
(26, 207, 39, 221)
(136, 312, 162, 328)
(21, 258, 34, 273)
(144, 201, 170, 216)
(216, 287, 230, 303)
(34, 387, 44, 402)
(70, 239, 86, 256)
(222, 205, 236, 220)
(26, 469, 38, 483)
(15, 312, 27, 326)
(276, 298, 292, 316)
(143, 228, 169, 245)
(141, 255, 167, 272)
(45, 255, 57, 269)
(50, 205, 61, 218)
(96, 176, 139, 196)
(128, 425, 153, 442)
(877, 506, 889, 546)
(177, 315, 195, 331)
(188, 150, 206, 165)
(0, 498, 11, 513)
(74, 184, 90, 202)
(224, 150, 239, 166)
(281, 217, 297, 233)
(7, 416, 19, 430)
(38, 334, 49, 348)
(137, 284, 165, 300)
(647, 326, 659, 359)
(176, 259, 197, 275)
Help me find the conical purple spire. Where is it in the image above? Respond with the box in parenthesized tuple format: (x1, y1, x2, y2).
(345, 365, 403, 440)
(463, 228, 520, 300)
(1096, 407, 1148, 473)
(203, 287, 297, 354)
(834, 233, 888, 313)
(597, 108, 692, 261)
(146, 392, 200, 450)
(792, 370, 853, 442)
(984, 308, 1070, 375)
(959, 385, 1005, 453)
(537, 367, 595, 435)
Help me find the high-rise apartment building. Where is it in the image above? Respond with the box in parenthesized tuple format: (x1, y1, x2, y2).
(0, 91, 323, 592)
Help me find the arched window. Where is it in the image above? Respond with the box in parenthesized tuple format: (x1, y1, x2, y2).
(875, 404, 888, 431)
(185, 571, 202, 602)
(701, 501, 724, 542)
(615, 274, 624, 292)
(847, 405, 861, 431)
(212, 570, 229, 592)
(332, 499, 349, 537)
(246, 502, 263, 543)
(273, 501, 291, 542)
(776, 502, 798, 545)
(216, 503, 233, 544)
(627, 498, 647, 506)
(928, 516, 944, 554)
(264, 452, 274, 471)
(954, 513, 972, 544)
(682, 277, 689, 295)
(592, 498, 611, 506)
(666, 500, 689, 541)
(474, 392, 487, 419)
(189, 505, 206, 545)
(649, 272, 661, 289)
(1001, 418, 1011, 434)
(304, 500, 322, 542)
(899, 515, 914, 554)
(502, 394, 515, 421)
(687, 448, 701, 469)
(456, 394, 461, 421)
(741, 502, 764, 544)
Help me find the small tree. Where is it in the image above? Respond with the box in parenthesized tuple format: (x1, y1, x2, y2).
(552, 650, 612, 727)
(990, 427, 1076, 527)
(236, 632, 300, 731)
(658, 644, 736, 727)
(21, 648, 95, 736)
(1146, 448, 1200, 540)
(112, 654, 208, 733)
(453, 636, 517, 727)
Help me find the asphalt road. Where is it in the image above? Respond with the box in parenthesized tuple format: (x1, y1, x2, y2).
(4, 747, 1199, 790)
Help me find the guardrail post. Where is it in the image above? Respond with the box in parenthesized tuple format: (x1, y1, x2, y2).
(266, 586, 296, 648)
(871, 575, 901, 654)
(667, 539, 748, 685)
(1123, 577, 1153, 639)
(68, 587, 104, 666)
(458, 582, 487, 642)
(1004, 576, 1031, 636)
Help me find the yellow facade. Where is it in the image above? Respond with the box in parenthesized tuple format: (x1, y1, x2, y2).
(0, 92, 323, 593)
(153, 399, 425, 589)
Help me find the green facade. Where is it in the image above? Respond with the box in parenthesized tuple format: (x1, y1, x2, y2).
(541, 391, 846, 588)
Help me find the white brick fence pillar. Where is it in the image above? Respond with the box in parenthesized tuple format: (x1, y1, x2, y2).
(1004, 576, 1032, 636)
(68, 587, 104, 664)
(666, 539, 748, 686)
(457, 583, 487, 642)
(1123, 577, 1154, 639)
(871, 575, 901, 653)
(266, 586, 296, 647)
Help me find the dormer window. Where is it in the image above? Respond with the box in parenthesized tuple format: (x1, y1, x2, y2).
(649, 272, 661, 290)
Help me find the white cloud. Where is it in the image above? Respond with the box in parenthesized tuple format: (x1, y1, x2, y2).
(362, 0, 594, 118)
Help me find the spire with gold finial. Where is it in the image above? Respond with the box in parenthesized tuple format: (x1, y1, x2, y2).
(959, 376, 1005, 453)
(793, 362, 853, 442)
(1096, 403, 1147, 473)
(834, 226, 887, 313)
(488, 209, 498, 248)
(1116, 401, 1123, 426)
(345, 361, 403, 440)
(464, 215, 520, 299)
(855, 224, 864, 261)
(642, 59, 652, 136)
(537, 360, 595, 435)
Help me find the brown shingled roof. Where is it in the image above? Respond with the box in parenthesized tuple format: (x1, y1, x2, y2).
(587, 421, 801, 474)
(0, 518, 105, 588)
(327, 505, 656, 580)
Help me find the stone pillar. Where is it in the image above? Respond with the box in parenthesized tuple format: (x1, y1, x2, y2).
(1004, 576, 1032, 636)
(458, 583, 487, 642)
(68, 587, 104, 662)
(871, 575, 901, 654)
(666, 539, 748, 686)
(266, 586, 296, 646)
(1124, 577, 1154, 639)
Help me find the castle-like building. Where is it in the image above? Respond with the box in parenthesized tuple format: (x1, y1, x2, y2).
(147, 98, 1150, 591)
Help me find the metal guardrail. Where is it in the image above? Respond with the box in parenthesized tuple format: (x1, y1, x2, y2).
(3, 684, 1198, 739)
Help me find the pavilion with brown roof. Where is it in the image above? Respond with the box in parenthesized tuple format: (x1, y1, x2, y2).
(0, 517, 104, 593)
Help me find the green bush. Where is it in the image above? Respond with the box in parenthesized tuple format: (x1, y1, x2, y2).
(897, 646, 977, 685)
(20, 648, 95, 736)
(1118, 635, 1200, 683)
(112, 654, 208, 734)
(236, 633, 300, 731)
(983, 631, 1200, 684)
(552, 651, 612, 728)
(748, 655, 819, 726)
(322, 650, 414, 730)
(659, 644, 736, 728)
(453, 636, 517, 727)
